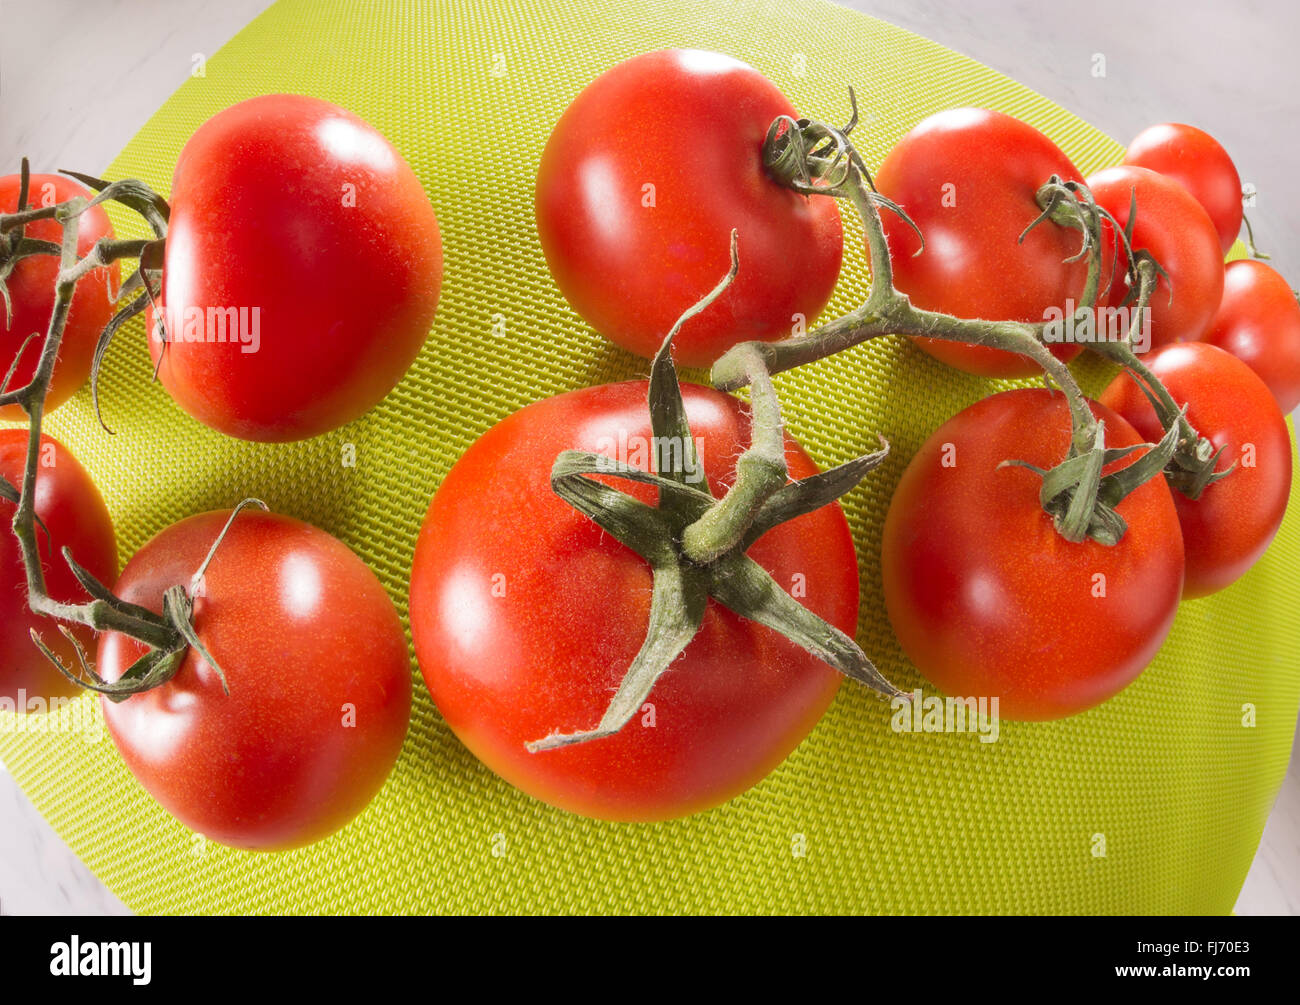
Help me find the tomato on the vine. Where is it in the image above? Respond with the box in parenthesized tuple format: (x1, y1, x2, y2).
(873, 108, 1088, 377)
(535, 49, 843, 368)
(1, 174, 119, 422)
(152, 94, 443, 442)
(882, 389, 1184, 720)
(1100, 342, 1292, 598)
(1202, 259, 1300, 414)
(409, 382, 855, 822)
(1123, 123, 1243, 255)
(0, 430, 117, 707)
(1087, 165, 1223, 350)
(99, 509, 411, 850)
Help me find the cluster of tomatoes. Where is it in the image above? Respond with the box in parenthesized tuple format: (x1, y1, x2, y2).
(1, 48, 1295, 844)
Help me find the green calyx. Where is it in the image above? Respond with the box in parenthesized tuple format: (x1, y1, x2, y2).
(1034, 183, 1228, 501)
(1002, 410, 1184, 545)
(31, 500, 268, 701)
(527, 233, 904, 753)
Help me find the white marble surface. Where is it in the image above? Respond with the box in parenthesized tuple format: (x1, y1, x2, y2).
(0, 0, 1296, 916)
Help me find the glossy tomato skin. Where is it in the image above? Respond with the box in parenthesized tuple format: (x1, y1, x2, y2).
(1123, 123, 1242, 255)
(535, 49, 843, 368)
(873, 109, 1087, 377)
(153, 94, 443, 442)
(1087, 165, 1223, 350)
(1100, 342, 1292, 598)
(1202, 259, 1300, 414)
(882, 389, 1184, 720)
(0, 431, 117, 706)
(99, 510, 411, 850)
(409, 382, 853, 822)
(0, 175, 119, 422)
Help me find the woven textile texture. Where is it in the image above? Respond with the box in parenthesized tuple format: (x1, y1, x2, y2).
(1, 0, 1297, 914)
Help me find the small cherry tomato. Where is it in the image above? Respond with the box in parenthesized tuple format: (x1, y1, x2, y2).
(99, 509, 412, 850)
(1100, 342, 1292, 598)
(882, 388, 1184, 720)
(874, 108, 1088, 377)
(152, 95, 443, 442)
(1202, 259, 1300, 413)
(535, 49, 843, 368)
(1123, 123, 1243, 255)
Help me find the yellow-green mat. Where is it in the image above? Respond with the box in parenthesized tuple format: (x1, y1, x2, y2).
(2, 0, 1297, 914)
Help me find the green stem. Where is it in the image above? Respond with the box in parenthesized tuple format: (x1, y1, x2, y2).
(679, 343, 788, 563)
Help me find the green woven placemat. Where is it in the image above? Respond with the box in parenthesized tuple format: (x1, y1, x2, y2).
(2, 0, 1297, 915)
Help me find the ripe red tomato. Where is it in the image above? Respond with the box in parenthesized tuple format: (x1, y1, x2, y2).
(1100, 342, 1292, 598)
(882, 389, 1184, 720)
(1087, 165, 1223, 350)
(409, 382, 854, 821)
(873, 108, 1087, 377)
(535, 49, 843, 368)
(0, 430, 117, 707)
(152, 94, 443, 442)
(1123, 123, 1243, 255)
(99, 509, 411, 850)
(1202, 259, 1300, 413)
(1, 174, 119, 421)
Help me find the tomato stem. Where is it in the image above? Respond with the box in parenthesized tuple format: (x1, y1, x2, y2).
(718, 102, 1228, 544)
(0, 159, 245, 699)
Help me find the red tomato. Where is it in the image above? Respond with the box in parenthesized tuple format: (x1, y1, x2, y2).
(152, 95, 443, 442)
(1202, 259, 1300, 413)
(0, 174, 119, 421)
(535, 49, 843, 368)
(1123, 123, 1243, 255)
(0, 430, 117, 707)
(1087, 165, 1223, 350)
(873, 108, 1087, 377)
(1100, 342, 1292, 598)
(882, 389, 1184, 720)
(99, 510, 411, 850)
(409, 382, 854, 821)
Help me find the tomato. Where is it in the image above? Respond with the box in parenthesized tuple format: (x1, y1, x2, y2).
(535, 49, 843, 368)
(1, 174, 119, 422)
(1100, 342, 1292, 598)
(0, 431, 117, 707)
(152, 94, 443, 442)
(1123, 123, 1243, 255)
(409, 382, 854, 822)
(881, 389, 1184, 720)
(1202, 259, 1300, 413)
(1087, 165, 1223, 350)
(98, 509, 411, 850)
(873, 108, 1087, 377)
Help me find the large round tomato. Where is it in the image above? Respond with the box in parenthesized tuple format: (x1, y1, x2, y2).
(99, 509, 411, 850)
(409, 382, 855, 822)
(882, 389, 1184, 720)
(1, 174, 119, 422)
(0, 431, 117, 707)
(535, 49, 843, 368)
(1123, 123, 1242, 255)
(1202, 259, 1300, 414)
(152, 94, 443, 442)
(1087, 165, 1223, 350)
(873, 108, 1087, 377)
(1100, 342, 1292, 598)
